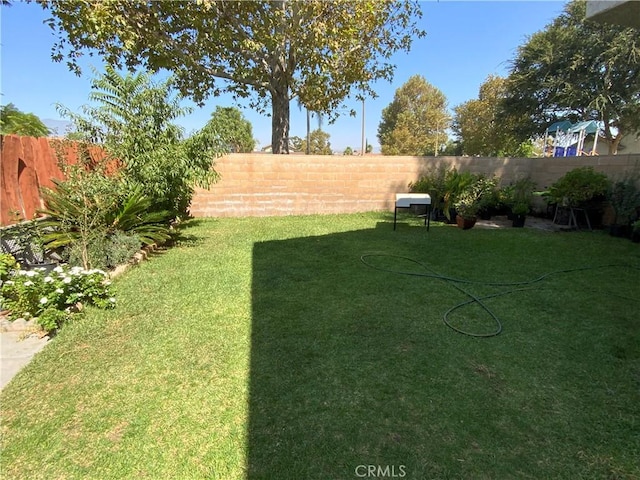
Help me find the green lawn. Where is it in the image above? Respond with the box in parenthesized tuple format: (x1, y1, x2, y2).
(1, 212, 639, 479)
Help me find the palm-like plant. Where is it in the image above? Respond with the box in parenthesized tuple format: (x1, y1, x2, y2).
(39, 179, 170, 269)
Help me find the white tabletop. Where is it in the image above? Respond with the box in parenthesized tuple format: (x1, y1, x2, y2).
(395, 193, 431, 208)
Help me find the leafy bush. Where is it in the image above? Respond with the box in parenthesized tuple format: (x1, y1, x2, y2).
(0, 265, 115, 332)
(66, 231, 141, 270)
(410, 167, 497, 221)
(608, 170, 640, 226)
(59, 66, 224, 218)
(39, 173, 170, 269)
(548, 167, 610, 207)
(0, 254, 18, 282)
(454, 176, 498, 219)
(505, 176, 537, 215)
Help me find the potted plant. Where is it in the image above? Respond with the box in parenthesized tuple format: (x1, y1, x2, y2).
(454, 177, 495, 230)
(477, 176, 499, 220)
(454, 190, 480, 229)
(443, 168, 478, 223)
(507, 177, 536, 227)
(409, 165, 447, 221)
(548, 167, 610, 228)
(607, 172, 640, 238)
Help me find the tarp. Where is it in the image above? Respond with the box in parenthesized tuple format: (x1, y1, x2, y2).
(546, 120, 573, 133)
(546, 120, 600, 134)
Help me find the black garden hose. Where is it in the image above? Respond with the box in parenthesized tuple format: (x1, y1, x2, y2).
(360, 253, 640, 338)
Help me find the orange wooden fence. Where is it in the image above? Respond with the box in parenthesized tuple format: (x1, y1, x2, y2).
(0, 135, 107, 226)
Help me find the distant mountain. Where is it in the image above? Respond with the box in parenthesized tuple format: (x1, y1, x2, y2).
(43, 118, 74, 136)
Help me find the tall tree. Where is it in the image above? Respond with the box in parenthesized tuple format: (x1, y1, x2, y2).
(377, 75, 449, 155)
(0, 103, 50, 137)
(39, 1, 425, 154)
(204, 106, 256, 153)
(59, 66, 223, 216)
(300, 129, 332, 155)
(453, 75, 523, 156)
(503, 0, 640, 154)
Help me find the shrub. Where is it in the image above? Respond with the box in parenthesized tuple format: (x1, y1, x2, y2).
(0, 254, 18, 282)
(0, 265, 115, 332)
(65, 231, 141, 270)
(505, 176, 537, 215)
(548, 167, 610, 207)
(608, 170, 640, 226)
(40, 175, 170, 269)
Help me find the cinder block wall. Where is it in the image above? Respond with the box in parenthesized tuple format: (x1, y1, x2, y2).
(189, 153, 640, 218)
(2, 134, 638, 224)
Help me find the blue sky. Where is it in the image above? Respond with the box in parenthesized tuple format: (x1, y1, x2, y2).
(1, 1, 566, 152)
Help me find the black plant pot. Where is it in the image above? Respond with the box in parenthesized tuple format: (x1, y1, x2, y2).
(609, 225, 631, 238)
(478, 209, 492, 220)
(512, 214, 526, 228)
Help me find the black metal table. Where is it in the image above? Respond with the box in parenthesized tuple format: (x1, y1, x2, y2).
(394, 193, 432, 231)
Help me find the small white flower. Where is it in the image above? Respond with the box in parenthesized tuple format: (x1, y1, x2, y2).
(25, 270, 37, 277)
(104, 280, 112, 286)
(62, 277, 72, 284)
(55, 288, 64, 294)
(44, 276, 54, 283)
(4, 280, 14, 286)
(40, 297, 48, 304)
(109, 297, 116, 303)
(53, 266, 64, 273)
(23, 281, 34, 287)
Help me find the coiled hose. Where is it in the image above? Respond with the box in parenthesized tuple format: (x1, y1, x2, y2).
(360, 253, 639, 338)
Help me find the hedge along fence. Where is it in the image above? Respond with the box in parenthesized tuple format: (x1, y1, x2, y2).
(0, 135, 110, 226)
(189, 153, 640, 219)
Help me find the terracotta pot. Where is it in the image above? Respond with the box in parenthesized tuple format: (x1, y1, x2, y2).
(456, 215, 477, 230)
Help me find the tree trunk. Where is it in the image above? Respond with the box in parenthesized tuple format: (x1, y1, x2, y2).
(306, 109, 310, 155)
(609, 132, 623, 155)
(270, 88, 290, 154)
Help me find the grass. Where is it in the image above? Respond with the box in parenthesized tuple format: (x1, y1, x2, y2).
(1, 212, 639, 479)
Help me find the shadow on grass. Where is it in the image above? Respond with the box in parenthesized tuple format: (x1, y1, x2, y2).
(248, 224, 456, 479)
(166, 218, 209, 248)
(247, 221, 640, 479)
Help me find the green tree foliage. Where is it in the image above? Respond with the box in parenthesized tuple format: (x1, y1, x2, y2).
(289, 136, 304, 153)
(453, 76, 525, 156)
(204, 106, 256, 153)
(0, 103, 50, 137)
(58, 66, 223, 216)
(377, 75, 449, 155)
(503, 0, 640, 154)
(39, 1, 425, 154)
(301, 129, 332, 155)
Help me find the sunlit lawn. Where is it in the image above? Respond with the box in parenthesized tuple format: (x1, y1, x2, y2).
(1, 212, 639, 479)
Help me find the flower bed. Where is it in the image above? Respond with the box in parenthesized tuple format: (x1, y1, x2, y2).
(0, 265, 115, 332)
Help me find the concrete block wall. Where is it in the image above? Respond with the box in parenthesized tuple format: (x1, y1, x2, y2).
(190, 153, 640, 218)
